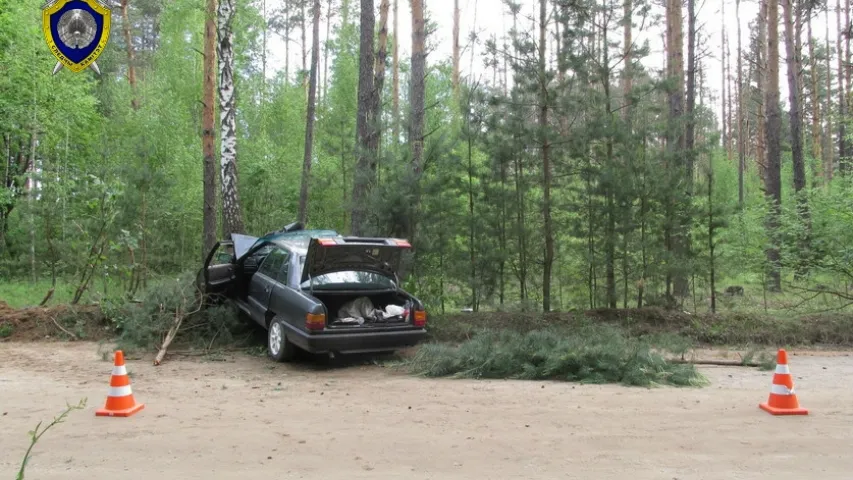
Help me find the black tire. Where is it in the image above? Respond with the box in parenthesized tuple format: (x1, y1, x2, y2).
(267, 316, 296, 362)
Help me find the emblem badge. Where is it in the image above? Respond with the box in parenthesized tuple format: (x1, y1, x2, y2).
(42, 0, 111, 75)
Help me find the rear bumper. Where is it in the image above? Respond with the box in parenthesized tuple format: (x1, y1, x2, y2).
(283, 323, 427, 354)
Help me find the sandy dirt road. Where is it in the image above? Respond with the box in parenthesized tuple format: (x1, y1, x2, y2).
(1, 342, 852, 480)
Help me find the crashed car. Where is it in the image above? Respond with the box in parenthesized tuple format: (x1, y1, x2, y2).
(199, 223, 428, 362)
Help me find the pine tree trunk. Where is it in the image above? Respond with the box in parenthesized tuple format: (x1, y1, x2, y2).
(322, 0, 333, 103)
(452, 0, 460, 94)
(837, 0, 849, 172)
(756, 0, 767, 180)
(392, 0, 400, 144)
(298, 0, 321, 225)
(121, 0, 139, 110)
(372, 0, 390, 153)
(351, 0, 376, 236)
(301, 0, 308, 91)
(736, 0, 744, 208)
(824, 8, 834, 181)
(410, 0, 426, 177)
(783, 0, 810, 278)
(666, 0, 688, 298)
(539, 0, 554, 312)
(623, 0, 632, 125)
(808, 15, 822, 176)
(720, 1, 727, 155)
(764, 0, 782, 292)
(202, 0, 218, 258)
(217, 0, 245, 236)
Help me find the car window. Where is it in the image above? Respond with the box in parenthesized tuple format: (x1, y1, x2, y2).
(258, 249, 286, 278)
(276, 251, 292, 284)
(300, 270, 395, 290)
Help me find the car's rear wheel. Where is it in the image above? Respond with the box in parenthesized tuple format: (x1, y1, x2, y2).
(268, 316, 296, 362)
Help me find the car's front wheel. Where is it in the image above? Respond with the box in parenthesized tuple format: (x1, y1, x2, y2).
(268, 316, 296, 362)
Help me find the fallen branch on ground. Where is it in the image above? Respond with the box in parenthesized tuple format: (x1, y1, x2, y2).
(49, 314, 77, 340)
(669, 359, 763, 367)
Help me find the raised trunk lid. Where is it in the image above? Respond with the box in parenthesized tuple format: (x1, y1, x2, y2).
(300, 236, 412, 284)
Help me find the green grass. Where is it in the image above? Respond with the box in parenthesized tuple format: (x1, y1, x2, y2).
(405, 326, 709, 387)
(0, 277, 126, 308)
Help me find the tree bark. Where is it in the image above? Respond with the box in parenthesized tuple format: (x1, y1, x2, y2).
(783, 0, 810, 277)
(837, 0, 849, 173)
(351, 0, 376, 236)
(764, 0, 782, 292)
(720, 1, 727, 156)
(539, 0, 553, 312)
(298, 0, 321, 225)
(756, 0, 767, 180)
(322, 0, 333, 103)
(666, 0, 688, 297)
(120, 0, 139, 110)
(622, 0, 632, 124)
(202, 0, 218, 259)
(410, 0, 426, 178)
(808, 13, 822, 177)
(736, 0, 744, 208)
(217, 0, 245, 236)
(371, 0, 390, 153)
(452, 0, 460, 94)
(824, 7, 834, 181)
(392, 0, 400, 144)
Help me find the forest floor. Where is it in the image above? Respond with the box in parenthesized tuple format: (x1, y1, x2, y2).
(2, 341, 853, 479)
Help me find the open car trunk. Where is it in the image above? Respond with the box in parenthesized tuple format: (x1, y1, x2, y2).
(309, 291, 414, 328)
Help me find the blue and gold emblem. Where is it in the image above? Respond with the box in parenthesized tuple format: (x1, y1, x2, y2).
(42, 0, 111, 75)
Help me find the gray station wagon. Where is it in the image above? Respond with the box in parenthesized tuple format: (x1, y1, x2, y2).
(199, 223, 428, 362)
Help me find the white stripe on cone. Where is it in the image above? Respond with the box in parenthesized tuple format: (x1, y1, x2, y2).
(770, 384, 794, 395)
(775, 364, 790, 374)
(112, 365, 128, 376)
(108, 385, 133, 397)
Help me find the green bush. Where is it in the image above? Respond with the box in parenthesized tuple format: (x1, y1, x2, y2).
(101, 270, 246, 353)
(407, 326, 708, 387)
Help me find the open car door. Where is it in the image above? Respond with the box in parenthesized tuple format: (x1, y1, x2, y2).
(200, 233, 260, 295)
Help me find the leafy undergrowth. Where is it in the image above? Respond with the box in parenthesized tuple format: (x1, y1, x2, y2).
(427, 308, 853, 347)
(100, 271, 254, 355)
(406, 326, 708, 387)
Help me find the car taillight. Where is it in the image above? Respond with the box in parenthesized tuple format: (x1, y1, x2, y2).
(413, 310, 427, 327)
(392, 238, 412, 248)
(317, 238, 337, 246)
(306, 313, 326, 331)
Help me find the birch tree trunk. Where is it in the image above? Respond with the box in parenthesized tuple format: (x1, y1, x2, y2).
(202, 0, 218, 257)
(217, 0, 245, 236)
(298, 0, 321, 225)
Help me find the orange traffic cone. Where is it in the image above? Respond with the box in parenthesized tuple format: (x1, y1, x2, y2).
(96, 350, 145, 417)
(759, 349, 808, 416)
